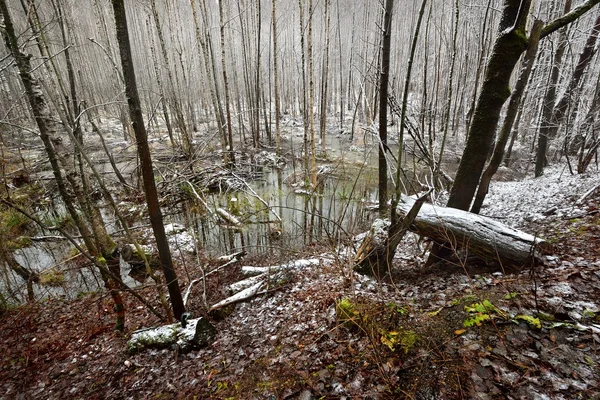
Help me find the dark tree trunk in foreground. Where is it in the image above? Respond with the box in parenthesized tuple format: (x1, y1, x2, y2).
(446, 0, 531, 211)
(378, 0, 394, 218)
(471, 20, 543, 214)
(112, 0, 185, 320)
(447, 0, 600, 210)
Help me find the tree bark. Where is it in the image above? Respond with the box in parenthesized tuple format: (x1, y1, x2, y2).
(535, 1, 572, 178)
(218, 0, 236, 168)
(378, 0, 394, 218)
(399, 197, 547, 271)
(111, 0, 185, 320)
(447, 0, 531, 210)
(471, 20, 543, 214)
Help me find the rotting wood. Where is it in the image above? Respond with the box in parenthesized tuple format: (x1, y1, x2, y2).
(128, 317, 215, 353)
(355, 191, 431, 276)
(397, 197, 549, 271)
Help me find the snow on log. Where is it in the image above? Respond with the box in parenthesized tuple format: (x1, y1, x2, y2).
(217, 250, 247, 264)
(210, 281, 265, 311)
(216, 208, 242, 226)
(241, 258, 321, 276)
(227, 274, 266, 294)
(127, 317, 215, 353)
(215, 258, 321, 310)
(396, 197, 549, 270)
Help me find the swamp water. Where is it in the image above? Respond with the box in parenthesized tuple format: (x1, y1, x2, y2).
(2, 135, 410, 303)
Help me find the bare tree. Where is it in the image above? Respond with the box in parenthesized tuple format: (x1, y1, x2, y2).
(377, 0, 394, 218)
(111, 0, 185, 321)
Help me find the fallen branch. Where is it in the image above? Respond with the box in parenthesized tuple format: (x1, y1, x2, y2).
(182, 253, 246, 306)
(217, 250, 247, 264)
(241, 258, 321, 276)
(576, 183, 600, 205)
(216, 207, 242, 226)
(210, 281, 265, 311)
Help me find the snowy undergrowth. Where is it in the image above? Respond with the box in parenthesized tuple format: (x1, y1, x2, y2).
(479, 165, 600, 228)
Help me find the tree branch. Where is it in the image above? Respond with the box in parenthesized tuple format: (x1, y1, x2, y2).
(541, 0, 600, 39)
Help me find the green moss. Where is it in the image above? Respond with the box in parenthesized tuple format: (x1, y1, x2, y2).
(39, 268, 66, 287)
(10, 236, 32, 249)
(582, 309, 596, 319)
(336, 298, 360, 328)
(514, 315, 541, 329)
(463, 300, 506, 327)
(380, 328, 419, 353)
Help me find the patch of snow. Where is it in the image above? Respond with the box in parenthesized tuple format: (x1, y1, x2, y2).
(481, 165, 600, 228)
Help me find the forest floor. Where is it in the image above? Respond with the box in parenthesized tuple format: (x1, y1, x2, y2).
(1, 164, 599, 399)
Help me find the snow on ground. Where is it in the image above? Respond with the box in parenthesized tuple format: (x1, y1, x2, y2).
(480, 165, 599, 228)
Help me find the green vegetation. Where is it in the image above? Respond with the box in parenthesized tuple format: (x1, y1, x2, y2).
(39, 268, 66, 287)
(337, 298, 420, 354)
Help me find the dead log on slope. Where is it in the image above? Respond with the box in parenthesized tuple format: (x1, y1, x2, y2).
(127, 317, 215, 353)
(396, 197, 549, 271)
(354, 191, 430, 276)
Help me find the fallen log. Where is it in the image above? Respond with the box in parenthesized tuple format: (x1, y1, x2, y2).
(354, 191, 430, 276)
(396, 197, 548, 271)
(215, 258, 321, 311)
(210, 281, 265, 311)
(216, 207, 242, 226)
(127, 317, 215, 353)
(241, 258, 321, 276)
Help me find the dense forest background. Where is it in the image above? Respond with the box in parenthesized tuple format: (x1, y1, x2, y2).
(1, 0, 597, 165)
(1, 0, 600, 398)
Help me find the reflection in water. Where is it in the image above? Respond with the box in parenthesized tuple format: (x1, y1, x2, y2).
(3, 138, 409, 302)
(182, 159, 380, 258)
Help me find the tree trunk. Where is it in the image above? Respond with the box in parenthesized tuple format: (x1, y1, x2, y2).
(111, 0, 185, 320)
(447, 0, 531, 210)
(471, 20, 543, 214)
(378, 0, 394, 218)
(1, 0, 126, 329)
(535, 1, 572, 178)
(541, 9, 600, 173)
(272, 0, 282, 156)
(218, 0, 236, 168)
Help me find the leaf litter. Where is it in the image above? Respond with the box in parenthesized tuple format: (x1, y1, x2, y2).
(1, 166, 599, 399)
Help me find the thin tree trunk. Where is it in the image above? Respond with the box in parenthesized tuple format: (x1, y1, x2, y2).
(535, 0, 572, 178)
(435, 0, 459, 187)
(111, 0, 185, 321)
(308, 0, 317, 188)
(272, 0, 281, 156)
(218, 0, 236, 167)
(378, 0, 394, 218)
(319, 0, 331, 156)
